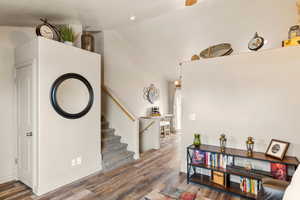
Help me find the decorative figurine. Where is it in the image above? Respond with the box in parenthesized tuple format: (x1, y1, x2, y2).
(219, 134, 227, 153)
(288, 25, 300, 39)
(248, 32, 264, 51)
(282, 25, 300, 47)
(193, 134, 201, 148)
(246, 137, 255, 157)
(245, 162, 253, 170)
(143, 84, 160, 104)
(36, 18, 61, 41)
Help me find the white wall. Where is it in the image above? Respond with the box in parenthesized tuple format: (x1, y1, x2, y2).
(34, 38, 101, 195)
(103, 30, 169, 117)
(102, 0, 297, 122)
(102, 90, 140, 159)
(0, 47, 16, 183)
(181, 46, 300, 172)
(105, 0, 297, 80)
(102, 0, 297, 161)
(102, 30, 169, 159)
(0, 25, 83, 185)
(0, 26, 35, 183)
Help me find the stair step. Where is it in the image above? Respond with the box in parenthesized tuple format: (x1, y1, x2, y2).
(102, 144, 129, 160)
(103, 156, 135, 172)
(102, 143, 128, 154)
(101, 121, 109, 129)
(103, 151, 135, 170)
(102, 135, 121, 146)
(101, 128, 115, 137)
(100, 116, 135, 172)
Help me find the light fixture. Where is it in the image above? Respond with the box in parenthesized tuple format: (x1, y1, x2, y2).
(129, 16, 136, 21)
(185, 0, 198, 6)
(191, 54, 200, 61)
(174, 80, 181, 88)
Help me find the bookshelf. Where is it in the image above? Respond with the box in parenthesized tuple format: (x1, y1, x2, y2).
(187, 144, 299, 200)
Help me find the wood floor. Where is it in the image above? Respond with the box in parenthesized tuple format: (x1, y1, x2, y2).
(0, 135, 243, 200)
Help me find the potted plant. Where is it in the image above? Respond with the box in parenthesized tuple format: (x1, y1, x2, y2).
(59, 25, 75, 46)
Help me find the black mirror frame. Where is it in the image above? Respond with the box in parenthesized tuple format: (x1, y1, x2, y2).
(50, 73, 94, 119)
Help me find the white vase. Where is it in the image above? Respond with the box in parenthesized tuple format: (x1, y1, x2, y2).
(64, 41, 74, 46)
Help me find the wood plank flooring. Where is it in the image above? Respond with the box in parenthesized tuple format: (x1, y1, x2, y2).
(0, 135, 243, 200)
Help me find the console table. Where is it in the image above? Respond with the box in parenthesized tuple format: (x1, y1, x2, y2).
(187, 144, 299, 199)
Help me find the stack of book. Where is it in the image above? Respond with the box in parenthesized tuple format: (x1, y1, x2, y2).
(239, 177, 259, 195)
(192, 150, 234, 169)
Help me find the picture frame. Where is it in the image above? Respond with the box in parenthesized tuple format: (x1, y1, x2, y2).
(265, 139, 290, 160)
(192, 150, 205, 165)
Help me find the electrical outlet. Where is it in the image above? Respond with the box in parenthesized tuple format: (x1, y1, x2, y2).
(71, 159, 76, 166)
(77, 157, 82, 165)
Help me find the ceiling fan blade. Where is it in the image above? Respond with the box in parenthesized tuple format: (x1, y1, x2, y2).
(185, 0, 198, 6)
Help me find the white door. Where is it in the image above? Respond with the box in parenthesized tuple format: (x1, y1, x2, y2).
(16, 65, 33, 187)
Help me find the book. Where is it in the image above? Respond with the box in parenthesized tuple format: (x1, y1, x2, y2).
(271, 163, 287, 180)
(254, 179, 258, 195)
(192, 150, 205, 165)
(212, 171, 225, 186)
(227, 156, 234, 166)
(193, 152, 234, 169)
(246, 178, 250, 193)
(239, 177, 258, 195)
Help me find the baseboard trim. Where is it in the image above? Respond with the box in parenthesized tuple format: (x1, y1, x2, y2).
(35, 166, 102, 196)
(0, 175, 16, 184)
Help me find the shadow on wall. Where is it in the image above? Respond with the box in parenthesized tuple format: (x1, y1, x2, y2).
(94, 31, 105, 85)
(9, 31, 33, 47)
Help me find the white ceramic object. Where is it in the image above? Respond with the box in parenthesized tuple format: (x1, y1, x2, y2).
(64, 41, 74, 46)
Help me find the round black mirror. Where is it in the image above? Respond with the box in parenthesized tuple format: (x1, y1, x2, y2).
(50, 73, 94, 119)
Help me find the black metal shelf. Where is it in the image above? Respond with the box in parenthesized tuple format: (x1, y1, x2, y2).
(188, 144, 299, 166)
(186, 144, 298, 199)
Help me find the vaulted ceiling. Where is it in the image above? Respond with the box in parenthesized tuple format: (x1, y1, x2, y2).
(0, 0, 185, 29)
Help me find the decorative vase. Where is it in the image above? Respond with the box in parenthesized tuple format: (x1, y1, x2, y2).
(81, 31, 95, 52)
(193, 134, 201, 147)
(64, 41, 74, 46)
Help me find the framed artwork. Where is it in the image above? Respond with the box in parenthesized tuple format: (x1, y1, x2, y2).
(192, 150, 205, 165)
(271, 163, 287, 180)
(266, 139, 290, 160)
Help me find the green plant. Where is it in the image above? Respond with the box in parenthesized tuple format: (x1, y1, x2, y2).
(59, 25, 75, 42)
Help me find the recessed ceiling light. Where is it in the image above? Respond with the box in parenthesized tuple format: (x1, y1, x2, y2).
(129, 16, 136, 21)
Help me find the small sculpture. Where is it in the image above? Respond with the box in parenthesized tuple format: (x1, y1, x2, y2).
(246, 137, 255, 157)
(219, 134, 227, 153)
(248, 32, 264, 51)
(143, 84, 160, 104)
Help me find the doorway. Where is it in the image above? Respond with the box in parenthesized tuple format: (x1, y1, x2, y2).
(173, 84, 182, 133)
(16, 63, 33, 188)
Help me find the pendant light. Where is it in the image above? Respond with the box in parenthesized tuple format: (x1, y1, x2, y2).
(174, 63, 182, 88)
(185, 0, 198, 6)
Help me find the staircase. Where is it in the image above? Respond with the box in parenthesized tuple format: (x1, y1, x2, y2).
(101, 116, 135, 171)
